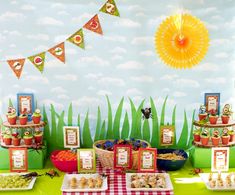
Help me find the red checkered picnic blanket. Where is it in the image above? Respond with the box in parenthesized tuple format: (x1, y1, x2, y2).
(62, 160, 174, 195)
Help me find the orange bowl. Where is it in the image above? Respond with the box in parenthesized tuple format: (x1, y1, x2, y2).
(50, 150, 77, 172)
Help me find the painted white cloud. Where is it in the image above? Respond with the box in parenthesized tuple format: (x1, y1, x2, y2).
(57, 94, 70, 100)
(140, 50, 154, 56)
(21, 4, 35, 10)
(127, 5, 145, 12)
(54, 34, 69, 43)
(51, 3, 64, 9)
(193, 63, 219, 72)
(84, 73, 103, 80)
(46, 59, 67, 68)
(131, 36, 153, 45)
(114, 18, 141, 28)
(78, 56, 110, 66)
(4, 30, 21, 36)
(210, 39, 230, 46)
(148, 15, 167, 26)
(117, 61, 144, 70)
(97, 90, 112, 96)
(173, 91, 187, 97)
(126, 88, 143, 96)
(160, 74, 179, 81)
(206, 23, 218, 31)
(41, 99, 64, 109)
(104, 35, 127, 42)
(23, 75, 49, 84)
(58, 11, 70, 16)
(135, 12, 146, 17)
(54, 74, 78, 81)
(66, 48, 77, 55)
(0, 12, 25, 21)
(98, 77, 125, 87)
(200, 7, 219, 15)
(72, 96, 102, 107)
(162, 88, 170, 92)
(37, 17, 64, 26)
(131, 75, 154, 83)
(22, 88, 37, 93)
(112, 55, 123, 60)
(110, 47, 127, 54)
(205, 77, 226, 84)
(215, 52, 229, 58)
(175, 78, 200, 88)
(33, 45, 48, 52)
(26, 33, 49, 41)
(88, 86, 95, 91)
(51, 87, 67, 94)
(71, 13, 93, 24)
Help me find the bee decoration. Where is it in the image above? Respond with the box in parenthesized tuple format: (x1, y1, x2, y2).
(141, 108, 152, 119)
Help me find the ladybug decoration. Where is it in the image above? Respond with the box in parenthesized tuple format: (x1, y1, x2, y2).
(141, 108, 152, 119)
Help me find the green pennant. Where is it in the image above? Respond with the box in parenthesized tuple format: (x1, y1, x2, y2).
(100, 0, 120, 17)
(67, 28, 85, 49)
(28, 52, 46, 73)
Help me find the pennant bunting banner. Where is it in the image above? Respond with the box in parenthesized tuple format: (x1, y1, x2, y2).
(7, 59, 25, 79)
(28, 52, 46, 73)
(48, 42, 65, 63)
(83, 14, 103, 35)
(67, 29, 85, 49)
(100, 0, 120, 17)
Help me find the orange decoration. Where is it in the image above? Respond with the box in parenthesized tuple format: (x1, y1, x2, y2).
(7, 58, 25, 79)
(48, 42, 65, 63)
(83, 14, 103, 35)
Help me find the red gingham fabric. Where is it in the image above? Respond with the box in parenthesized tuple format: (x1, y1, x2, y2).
(63, 160, 174, 195)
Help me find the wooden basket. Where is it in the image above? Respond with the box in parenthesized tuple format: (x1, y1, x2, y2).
(93, 140, 151, 170)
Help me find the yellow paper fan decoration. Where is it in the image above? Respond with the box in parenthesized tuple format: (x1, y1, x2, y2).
(155, 13, 209, 69)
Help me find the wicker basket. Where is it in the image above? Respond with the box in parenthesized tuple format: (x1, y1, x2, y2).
(93, 139, 151, 170)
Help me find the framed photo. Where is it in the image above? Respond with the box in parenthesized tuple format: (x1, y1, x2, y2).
(77, 149, 96, 173)
(160, 125, 175, 146)
(204, 93, 220, 115)
(211, 147, 229, 172)
(9, 148, 28, 172)
(138, 148, 157, 172)
(17, 93, 34, 118)
(114, 145, 132, 169)
(63, 126, 80, 148)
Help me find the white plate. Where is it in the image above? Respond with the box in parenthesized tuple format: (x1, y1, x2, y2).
(199, 173, 235, 191)
(0, 173, 37, 191)
(61, 173, 108, 192)
(126, 173, 173, 191)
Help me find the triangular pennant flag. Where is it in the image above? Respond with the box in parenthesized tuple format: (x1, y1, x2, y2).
(100, 0, 120, 17)
(48, 42, 65, 63)
(67, 29, 85, 49)
(28, 52, 46, 73)
(83, 14, 103, 35)
(7, 58, 25, 79)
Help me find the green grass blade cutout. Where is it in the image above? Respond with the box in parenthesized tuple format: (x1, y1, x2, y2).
(77, 114, 80, 126)
(150, 97, 159, 147)
(187, 109, 196, 149)
(50, 104, 57, 151)
(160, 96, 168, 126)
(136, 100, 145, 139)
(43, 105, 51, 155)
(177, 110, 188, 149)
(121, 112, 129, 139)
(172, 105, 177, 148)
(82, 111, 93, 148)
(99, 120, 106, 140)
(0, 115, 5, 131)
(106, 96, 113, 139)
(113, 97, 124, 139)
(129, 98, 137, 139)
(68, 103, 73, 126)
(8, 98, 13, 107)
(77, 114, 82, 147)
(142, 119, 150, 142)
(94, 107, 101, 142)
(57, 111, 65, 148)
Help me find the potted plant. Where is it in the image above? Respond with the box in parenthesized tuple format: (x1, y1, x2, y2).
(222, 128, 230, 145)
(200, 129, 210, 146)
(3, 130, 12, 145)
(211, 130, 220, 146)
(32, 109, 41, 124)
(229, 129, 235, 142)
(34, 128, 43, 144)
(6, 107, 17, 125)
(193, 128, 201, 142)
(208, 109, 218, 124)
(221, 104, 232, 124)
(198, 105, 208, 121)
(23, 130, 33, 145)
(19, 112, 28, 125)
(12, 132, 21, 146)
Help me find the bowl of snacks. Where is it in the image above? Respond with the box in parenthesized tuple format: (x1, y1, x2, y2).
(157, 149, 188, 171)
(50, 150, 77, 172)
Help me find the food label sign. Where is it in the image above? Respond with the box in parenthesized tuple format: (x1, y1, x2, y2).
(9, 148, 28, 172)
(114, 145, 132, 169)
(160, 125, 175, 146)
(77, 149, 96, 173)
(138, 148, 157, 172)
(63, 126, 80, 148)
(211, 147, 229, 172)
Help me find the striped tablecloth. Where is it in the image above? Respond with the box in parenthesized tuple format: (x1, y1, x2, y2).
(63, 160, 174, 195)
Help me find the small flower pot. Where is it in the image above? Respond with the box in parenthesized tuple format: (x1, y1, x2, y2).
(12, 138, 21, 146)
(4, 137, 12, 145)
(221, 115, 230, 124)
(200, 136, 209, 146)
(24, 137, 33, 145)
(222, 136, 230, 145)
(209, 116, 218, 124)
(193, 134, 200, 142)
(19, 117, 28, 125)
(211, 137, 220, 146)
(7, 116, 17, 125)
(34, 135, 43, 144)
(32, 116, 41, 124)
(229, 134, 235, 142)
(198, 114, 207, 121)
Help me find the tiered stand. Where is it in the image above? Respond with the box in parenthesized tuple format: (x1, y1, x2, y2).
(190, 120, 235, 168)
(0, 121, 47, 169)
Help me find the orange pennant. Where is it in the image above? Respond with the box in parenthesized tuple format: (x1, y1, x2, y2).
(83, 14, 103, 35)
(7, 59, 25, 79)
(48, 42, 65, 63)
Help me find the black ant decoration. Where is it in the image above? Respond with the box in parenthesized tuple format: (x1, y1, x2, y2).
(141, 108, 152, 119)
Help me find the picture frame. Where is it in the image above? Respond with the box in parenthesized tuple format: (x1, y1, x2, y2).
(138, 148, 157, 172)
(9, 148, 28, 172)
(63, 126, 80, 148)
(113, 145, 132, 169)
(211, 147, 229, 172)
(17, 93, 34, 119)
(204, 93, 220, 115)
(160, 125, 175, 146)
(77, 149, 96, 173)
